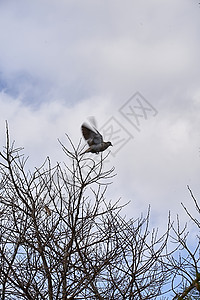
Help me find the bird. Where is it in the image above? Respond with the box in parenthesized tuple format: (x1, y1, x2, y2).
(80, 122, 112, 155)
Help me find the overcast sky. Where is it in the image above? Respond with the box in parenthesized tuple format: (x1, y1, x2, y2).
(0, 0, 200, 228)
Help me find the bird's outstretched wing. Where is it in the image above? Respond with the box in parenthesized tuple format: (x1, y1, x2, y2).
(81, 123, 103, 146)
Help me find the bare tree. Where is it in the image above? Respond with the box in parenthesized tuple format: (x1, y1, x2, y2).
(0, 126, 199, 299)
(167, 186, 200, 300)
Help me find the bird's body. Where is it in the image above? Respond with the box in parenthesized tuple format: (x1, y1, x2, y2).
(80, 123, 112, 155)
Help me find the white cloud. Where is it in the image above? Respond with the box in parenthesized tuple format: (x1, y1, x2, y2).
(0, 0, 200, 229)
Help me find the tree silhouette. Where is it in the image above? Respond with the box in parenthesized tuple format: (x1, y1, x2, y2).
(168, 186, 200, 300)
(0, 126, 199, 299)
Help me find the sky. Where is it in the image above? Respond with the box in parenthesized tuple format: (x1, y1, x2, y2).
(0, 0, 200, 230)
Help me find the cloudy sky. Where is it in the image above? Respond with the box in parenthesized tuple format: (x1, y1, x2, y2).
(0, 0, 200, 228)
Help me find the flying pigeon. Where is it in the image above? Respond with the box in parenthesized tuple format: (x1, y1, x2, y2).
(80, 123, 112, 155)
